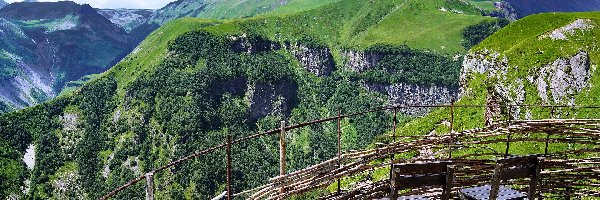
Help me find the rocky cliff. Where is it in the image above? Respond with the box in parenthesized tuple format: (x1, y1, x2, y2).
(462, 48, 593, 124)
(363, 82, 458, 116)
(98, 9, 153, 33)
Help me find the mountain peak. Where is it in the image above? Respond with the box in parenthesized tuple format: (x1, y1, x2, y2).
(0, 1, 81, 20)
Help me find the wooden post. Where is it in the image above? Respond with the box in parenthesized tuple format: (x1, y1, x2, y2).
(565, 187, 572, 200)
(489, 163, 502, 200)
(529, 157, 544, 200)
(545, 107, 555, 156)
(389, 167, 398, 200)
(226, 133, 232, 200)
(449, 100, 455, 160)
(389, 108, 398, 195)
(505, 105, 512, 157)
(279, 121, 286, 198)
(337, 111, 342, 194)
(442, 165, 455, 200)
(145, 172, 154, 200)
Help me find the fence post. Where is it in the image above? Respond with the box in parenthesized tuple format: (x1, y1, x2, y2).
(545, 107, 555, 156)
(449, 99, 455, 160)
(226, 133, 232, 200)
(145, 172, 154, 200)
(505, 105, 512, 157)
(337, 110, 342, 194)
(279, 121, 286, 198)
(389, 108, 398, 192)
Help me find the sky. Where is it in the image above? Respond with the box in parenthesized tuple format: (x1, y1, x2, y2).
(4, 0, 174, 9)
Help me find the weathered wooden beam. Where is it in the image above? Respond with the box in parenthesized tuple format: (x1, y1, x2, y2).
(279, 120, 286, 199)
(145, 172, 154, 200)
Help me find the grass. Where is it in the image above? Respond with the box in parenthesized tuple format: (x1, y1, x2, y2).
(94, 0, 490, 98)
(103, 18, 220, 97)
(466, 0, 496, 11)
(354, 3, 491, 53)
(395, 11, 600, 152)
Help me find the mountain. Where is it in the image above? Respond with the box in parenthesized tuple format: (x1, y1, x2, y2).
(0, 1, 135, 113)
(493, 0, 600, 20)
(98, 9, 154, 33)
(396, 11, 600, 154)
(130, 0, 341, 41)
(0, 0, 499, 198)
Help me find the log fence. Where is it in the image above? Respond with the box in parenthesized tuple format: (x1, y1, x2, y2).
(99, 104, 600, 200)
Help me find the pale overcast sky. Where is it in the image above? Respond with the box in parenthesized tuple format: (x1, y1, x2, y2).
(4, 0, 174, 9)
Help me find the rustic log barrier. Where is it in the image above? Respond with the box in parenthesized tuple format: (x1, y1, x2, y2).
(99, 105, 600, 200)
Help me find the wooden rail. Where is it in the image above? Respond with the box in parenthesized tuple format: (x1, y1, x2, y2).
(248, 119, 600, 199)
(99, 104, 600, 200)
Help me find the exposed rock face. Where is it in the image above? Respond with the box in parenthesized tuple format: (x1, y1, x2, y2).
(462, 49, 524, 122)
(540, 19, 594, 40)
(287, 43, 335, 76)
(529, 51, 591, 105)
(461, 50, 592, 122)
(248, 81, 297, 122)
(340, 51, 382, 72)
(490, 1, 518, 21)
(363, 83, 458, 116)
(52, 168, 86, 199)
(59, 113, 82, 157)
(97, 9, 154, 33)
(229, 34, 281, 53)
(0, 62, 55, 111)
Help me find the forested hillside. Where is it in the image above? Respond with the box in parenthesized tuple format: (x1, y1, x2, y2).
(0, 0, 506, 199)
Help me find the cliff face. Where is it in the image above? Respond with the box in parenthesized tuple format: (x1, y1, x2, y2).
(340, 50, 382, 72)
(462, 49, 593, 124)
(363, 83, 458, 115)
(287, 43, 335, 76)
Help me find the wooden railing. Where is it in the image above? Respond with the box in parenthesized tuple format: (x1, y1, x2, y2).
(100, 104, 600, 200)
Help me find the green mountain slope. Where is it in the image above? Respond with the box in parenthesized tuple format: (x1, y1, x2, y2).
(399, 11, 600, 153)
(318, 11, 600, 197)
(0, 0, 501, 199)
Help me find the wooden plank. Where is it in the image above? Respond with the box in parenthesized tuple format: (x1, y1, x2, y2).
(394, 162, 451, 175)
(499, 167, 535, 180)
(395, 174, 446, 189)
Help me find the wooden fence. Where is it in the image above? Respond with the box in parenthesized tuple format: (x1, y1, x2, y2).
(100, 104, 600, 200)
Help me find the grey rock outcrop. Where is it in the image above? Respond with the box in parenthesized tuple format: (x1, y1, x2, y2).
(540, 19, 594, 40)
(529, 51, 591, 105)
(491, 1, 518, 21)
(248, 81, 297, 122)
(363, 83, 458, 116)
(461, 49, 592, 122)
(340, 51, 382, 72)
(287, 43, 335, 76)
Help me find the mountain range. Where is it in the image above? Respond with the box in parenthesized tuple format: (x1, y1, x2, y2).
(0, 0, 496, 198)
(0, 0, 599, 199)
(2, 0, 600, 115)
(0, 1, 135, 112)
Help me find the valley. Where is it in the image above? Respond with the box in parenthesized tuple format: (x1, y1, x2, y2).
(0, 0, 598, 199)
